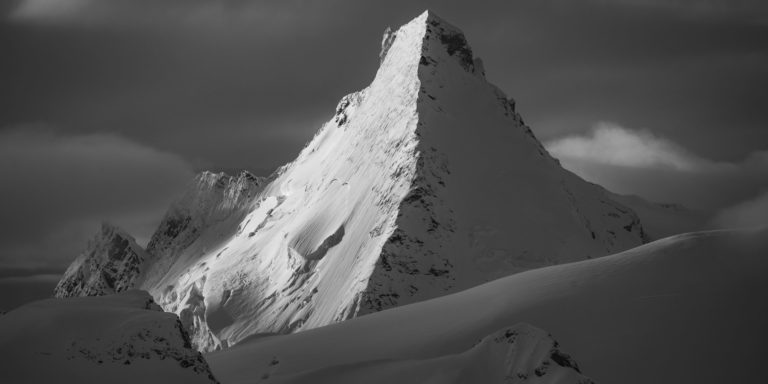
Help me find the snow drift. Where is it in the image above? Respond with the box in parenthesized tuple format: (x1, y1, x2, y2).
(207, 227, 768, 384)
(0, 290, 218, 384)
(251, 323, 593, 384)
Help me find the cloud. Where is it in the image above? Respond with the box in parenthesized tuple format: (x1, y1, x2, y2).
(8, 0, 340, 29)
(544, 123, 768, 211)
(715, 190, 768, 229)
(0, 125, 194, 272)
(546, 122, 720, 171)
(10, 0, 213, 22)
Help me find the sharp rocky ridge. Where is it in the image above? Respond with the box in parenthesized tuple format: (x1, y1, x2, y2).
(56, 11, 648, 351)
(55, 222, 150, 298)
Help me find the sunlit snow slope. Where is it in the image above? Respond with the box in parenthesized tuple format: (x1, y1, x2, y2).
(0, 290, 219, 384)
(208, 227, 768, 384)
(58, 11, 648, 351)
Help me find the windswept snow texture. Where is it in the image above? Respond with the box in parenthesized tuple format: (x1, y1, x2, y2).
(141, 170, 265, 288)
(57, 11, 647, 351)
(208, 227, 768, 384)
(0, 290, 218, 384)
(55, 222, 150, 298)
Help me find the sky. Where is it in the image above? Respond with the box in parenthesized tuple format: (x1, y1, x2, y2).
(1, 0, 767, 308)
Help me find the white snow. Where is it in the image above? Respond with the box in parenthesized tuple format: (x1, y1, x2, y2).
(0, 290, 218, 384)
(207, 227, 768, 384)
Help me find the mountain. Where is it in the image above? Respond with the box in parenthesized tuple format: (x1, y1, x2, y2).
(0, 290, 218, 384)
(56, 11, 648, 351)
(207, 227, 768, 384)
(54, 222, 150, 298)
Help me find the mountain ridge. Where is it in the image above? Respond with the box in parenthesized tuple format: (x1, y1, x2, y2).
(57, 10, 648, 351)
(55, 222, 150, 298)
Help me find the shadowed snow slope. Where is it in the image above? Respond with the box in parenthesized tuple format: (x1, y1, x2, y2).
(256, 323, 592, 384)
(0, 290, 219, 384)
(208, 227, 768, 384)
(56, 10, 648, 351)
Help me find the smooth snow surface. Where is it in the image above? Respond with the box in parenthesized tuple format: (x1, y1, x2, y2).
(57, 11, 647, 351)
(259, 323, 592, 384)
(208, 227, 768, 384)
(0, 290, 218, 384)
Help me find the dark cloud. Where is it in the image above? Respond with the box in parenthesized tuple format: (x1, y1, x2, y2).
(715, 190, 768, 229)
(0, 274, 60, 311)
(0, 126, 194, 271)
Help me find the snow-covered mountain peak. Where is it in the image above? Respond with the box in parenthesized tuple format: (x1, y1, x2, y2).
(57, 11, 648, 352)
(377, 11, 480, 78)
(55, 222, 149, 298)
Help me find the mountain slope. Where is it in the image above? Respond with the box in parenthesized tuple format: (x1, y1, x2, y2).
(207, 227, 768, 384)
(140, 170, 265, 289)
(57, 11, 647, 351)
(0, 290, 218, 384)
(55, 222, 150, 298)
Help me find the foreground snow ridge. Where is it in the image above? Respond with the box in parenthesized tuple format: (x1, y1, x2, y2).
(207, 227, 768, 384)
(0, 290, 218, 383)
(244, 324, 593, 384)
(57, 10, 647, 351)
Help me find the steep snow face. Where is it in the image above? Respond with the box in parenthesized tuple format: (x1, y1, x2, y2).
(57, 11, 646, 351)
(231, 324, 592, 384)
(139, 170, 264, 288)
(207, 227, 768, 384)
(0, 290, 218, 384)
(356, 13, 646, 313)
(55, 223, 150, 298)
(139, 12, 429, 351)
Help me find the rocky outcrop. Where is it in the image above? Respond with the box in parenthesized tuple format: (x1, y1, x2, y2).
(0, 290, 219, 383)
(54, 223, 149, 298)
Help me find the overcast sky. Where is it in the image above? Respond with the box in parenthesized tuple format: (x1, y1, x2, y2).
(1, 0, 767, 306)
